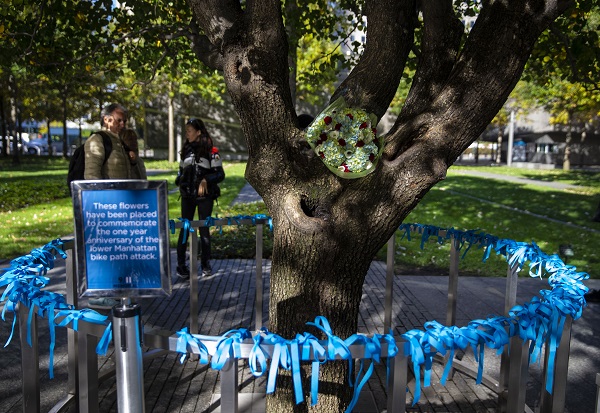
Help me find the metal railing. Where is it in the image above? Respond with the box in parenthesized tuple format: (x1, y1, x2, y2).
(169, 216, 269, 334)
(5, 220, 581, 413)
(385, 225, 575, 413)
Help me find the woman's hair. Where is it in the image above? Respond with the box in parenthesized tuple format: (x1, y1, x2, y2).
(185, 118, 213, 159)
(297, 113, 314, 130)
(121, 129, 139, 152)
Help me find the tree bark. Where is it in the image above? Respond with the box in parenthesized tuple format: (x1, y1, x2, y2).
(187, 1, 574, 411)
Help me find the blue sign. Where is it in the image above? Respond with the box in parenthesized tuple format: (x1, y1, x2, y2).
(72, 180, 171, 298)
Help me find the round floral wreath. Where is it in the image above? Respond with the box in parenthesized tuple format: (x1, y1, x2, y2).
(305, 98, 383, 179)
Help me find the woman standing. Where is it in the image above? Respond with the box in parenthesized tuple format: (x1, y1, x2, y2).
(175, 118, 225, 278)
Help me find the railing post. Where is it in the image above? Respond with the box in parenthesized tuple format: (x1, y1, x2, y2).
(19, 304, 40, 413)
(384, 234, 395, 332)
(77, 332, 99, 413)
(220, 358, 239, 413)
(387, 341, 407, 412)
(505, 337, 529, 413)
(113, 304, 146, 413)
(439, 236, 460, 382)
(65, 247, 79, 401)
(539, 316, 572, 413)
(446, 235, 459, 327)
(189, 227, 200, 336)
(497, 261, 520, 412)
(595, 373, 600, 413)
(255, 223, 264, 330)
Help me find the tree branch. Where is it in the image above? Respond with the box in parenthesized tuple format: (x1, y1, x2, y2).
(400, 0, 463, 121)
(332, 0, 417, 120)
(386, 0, 574, 167)
(187, 20, 224, 70)
(187, 0, 242, 51)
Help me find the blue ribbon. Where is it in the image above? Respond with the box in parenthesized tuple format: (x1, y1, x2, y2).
(398, 223, 590, 406)
(0, 223, 591, 410)
(343, 334, 382, 412)
(176, 218, 195, 244)
(192, 318, 395, 411)
(295, 332, 326, 405)
(210, 328, 252, 370)
(252, 214, 273, 231)
(176, 327, 210, 364)
(54, 309, 108, 331)
(97, 323, 113, 356)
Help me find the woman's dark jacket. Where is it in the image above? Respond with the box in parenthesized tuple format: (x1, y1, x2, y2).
(175, 141, 225, 200)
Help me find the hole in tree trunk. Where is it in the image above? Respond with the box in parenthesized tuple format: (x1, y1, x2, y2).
(300, 195, 330, 221)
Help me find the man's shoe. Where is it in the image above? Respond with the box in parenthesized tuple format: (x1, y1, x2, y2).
(201, 263, 212, 277)
(177, 265, 190, 279)
(89, 297, 119, 310)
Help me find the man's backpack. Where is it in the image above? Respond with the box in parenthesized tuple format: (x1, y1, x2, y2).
(67, 131, 113, 193)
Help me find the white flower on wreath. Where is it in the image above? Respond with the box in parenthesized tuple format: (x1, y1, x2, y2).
(306, 103, 381, 178)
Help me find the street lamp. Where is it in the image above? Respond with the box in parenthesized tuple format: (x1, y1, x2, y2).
(558, 244, 574, 264)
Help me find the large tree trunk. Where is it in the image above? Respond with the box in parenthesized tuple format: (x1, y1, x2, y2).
(188, 0, 573, 410)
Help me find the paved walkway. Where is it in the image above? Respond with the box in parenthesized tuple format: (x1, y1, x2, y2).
(450, 169, 583, 191)
(0, 252, 599, 413)
(231, 183, 262, 205)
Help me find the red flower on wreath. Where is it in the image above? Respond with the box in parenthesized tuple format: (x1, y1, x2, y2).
(305, 101, 381, 177)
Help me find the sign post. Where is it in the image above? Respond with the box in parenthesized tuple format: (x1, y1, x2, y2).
(72, 180, 171, 412)
(113, 303, 145, 413)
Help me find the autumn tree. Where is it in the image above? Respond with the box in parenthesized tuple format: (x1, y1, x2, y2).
(522, 6, 600, 169)
(178, 0, 589, 411)
(0, 0, 122, 158)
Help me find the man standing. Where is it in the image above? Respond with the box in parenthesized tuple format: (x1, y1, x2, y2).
(84, 103, 131, 179)
(84, 103, 131, 309)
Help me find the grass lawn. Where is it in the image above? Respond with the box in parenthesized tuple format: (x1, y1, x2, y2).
(388, 165, 600, 278)
(0, 157, 265, 259)
(1, 156, 599, 278)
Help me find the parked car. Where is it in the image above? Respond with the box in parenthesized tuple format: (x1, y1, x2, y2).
(26, 138, 53, 155)
(26, 139, 43, 155)
(27, 136, 80, 156)
(1, 135, 31, 154)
